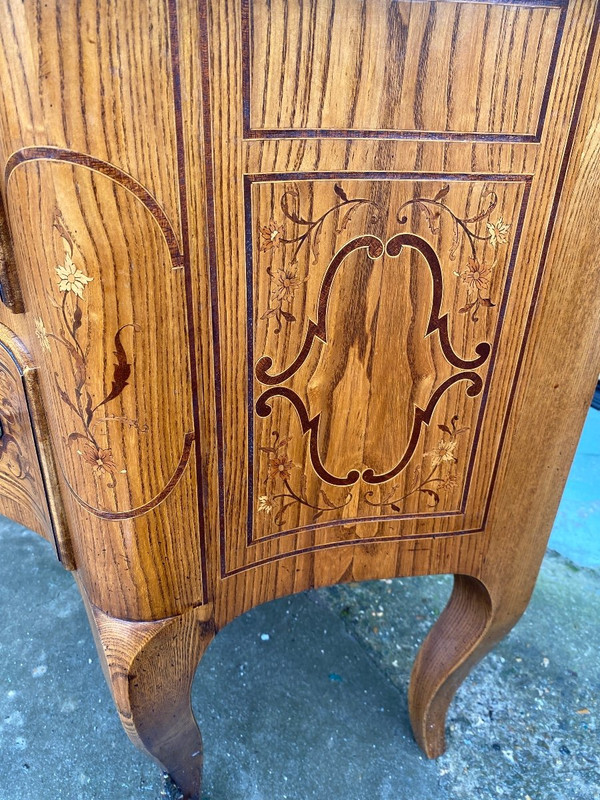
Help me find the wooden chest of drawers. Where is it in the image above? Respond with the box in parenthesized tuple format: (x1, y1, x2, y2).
(1, 1, 599, 797)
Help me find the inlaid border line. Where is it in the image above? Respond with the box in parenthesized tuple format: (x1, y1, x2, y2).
(224, 0, 600, 575)
(58, 432, 195, 521)
(244, 171, 532, 552)
(5, 147, 199, 522)
(223, 524, 487, 578)
(5, 147, 184, 268)
(197, 0, 228, 582)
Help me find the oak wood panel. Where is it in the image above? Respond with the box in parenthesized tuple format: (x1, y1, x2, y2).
(198, 0, 597, 583)
(1, 0, 600, 796)
(247, 0, 564, 139)
(80, 575, 215, 800)
(0, 333, 53, 542)
(0, 0, 597, 626)
(204, 0, 600, 622)
(0, 0, 206, 621)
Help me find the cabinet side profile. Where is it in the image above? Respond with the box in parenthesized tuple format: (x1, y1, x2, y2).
(0, 1, 599, 798)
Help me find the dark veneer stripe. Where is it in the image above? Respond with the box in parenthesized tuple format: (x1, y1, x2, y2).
(536, 5, 568, 140)
(168, 0, 209, 604)
(60, 433, 195, 521)
(246, 130, 540, 143)
(247, 171, 533, 182)
(253, 509, 464, 544)
(197, 0, 228, 580)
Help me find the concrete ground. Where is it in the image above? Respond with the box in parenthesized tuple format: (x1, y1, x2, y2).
(0, 409, 598, 800)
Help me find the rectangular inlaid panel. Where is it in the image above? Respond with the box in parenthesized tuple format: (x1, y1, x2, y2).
(195, 0, 598, 577)
(245, 0, 565, 140)
(248, 174, 530, 544)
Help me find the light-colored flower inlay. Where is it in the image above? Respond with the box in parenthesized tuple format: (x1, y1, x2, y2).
(258, 431, 352, 525)
(425, 439, 458, 467)
(364, 416, 468, 512)
(34, 317, 51, 352)
(440, 474, 458, 491)
(258, 185, 381, 335)
(258, 495, 273, 514)
(81, 444, 118, 477)
(259, 219, 283, 252)
(486, 217, 511, 248)
(46, 212, 147, 492)
(56, 252, 93, 298)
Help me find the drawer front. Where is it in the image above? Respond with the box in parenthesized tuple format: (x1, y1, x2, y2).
(0, 344, 53, 542)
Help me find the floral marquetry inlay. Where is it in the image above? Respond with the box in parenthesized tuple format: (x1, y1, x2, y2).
(251, 177, 522, 541)
(6, 153, 198, 526)
(36, 215, 145, 489)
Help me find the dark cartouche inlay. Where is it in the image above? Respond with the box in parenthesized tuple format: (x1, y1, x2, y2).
(253, 181, 512, 529)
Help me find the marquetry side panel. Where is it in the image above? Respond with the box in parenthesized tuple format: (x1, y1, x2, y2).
(197, 0, 598, 582)
(1, 0, 598, 624)
(0, 0, 206, 621)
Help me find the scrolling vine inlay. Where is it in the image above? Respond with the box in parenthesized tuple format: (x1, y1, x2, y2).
(38, 214, 145, 487)
(7, 150, 198, 523)
(254, 182, 512, 524)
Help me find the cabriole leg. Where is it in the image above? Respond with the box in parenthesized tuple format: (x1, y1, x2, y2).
(79, 582, 215, 800)
(408, 573, 529, 758)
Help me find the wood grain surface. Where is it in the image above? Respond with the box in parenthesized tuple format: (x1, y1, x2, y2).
(198, 0, 599, 590)
(0, 0, 206, 620)
(0, 328, 53, 541)
(246, 0, 565, 139)
(1, 0, 600, 795)
(0, 0, 597, 637)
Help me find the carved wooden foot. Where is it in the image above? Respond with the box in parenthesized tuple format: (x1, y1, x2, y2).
(408, 574, 526, 758)
(78, 581, 215, 799)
